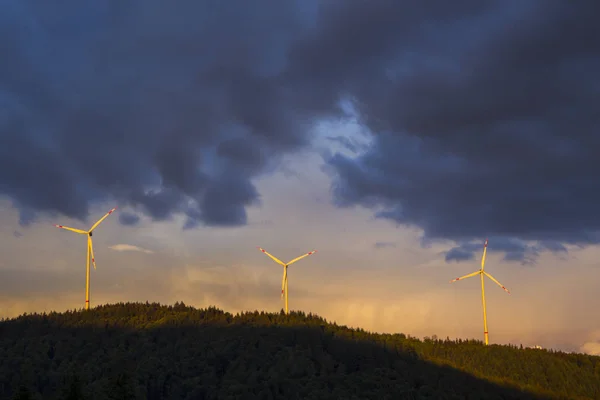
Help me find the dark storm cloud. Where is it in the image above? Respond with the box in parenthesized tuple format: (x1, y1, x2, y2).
(2, 1, 599, 260)
(0, 0, 325, 228)
(319, 1, 600, 262)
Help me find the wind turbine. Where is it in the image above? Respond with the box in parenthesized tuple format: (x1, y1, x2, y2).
(449, 238, 510, 345)
(257, 247, 317, 314)
(54, 207, 117, 310)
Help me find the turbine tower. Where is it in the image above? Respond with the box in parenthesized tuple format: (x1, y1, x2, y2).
(54, 207, 117, 310)
(449, 239, 510, 345)
(257, 247, 317, 314)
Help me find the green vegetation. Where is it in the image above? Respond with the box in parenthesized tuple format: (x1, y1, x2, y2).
(0, 302, 598, 399)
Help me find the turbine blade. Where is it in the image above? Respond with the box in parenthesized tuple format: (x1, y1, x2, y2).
(54, 225, 87, 234)
(449, 270, 480, 283)
(484, 272, 510, 294)
(89, 237, 96, 270)
(281, 268, 287, 298)
(257, 247, 286, 266)
(89, 207, 117, 232)
(287, 250, 317, 266)
(481, 238, 488, 270)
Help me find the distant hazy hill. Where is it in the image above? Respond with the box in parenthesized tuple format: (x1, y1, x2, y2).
(0, 302, 598, 400)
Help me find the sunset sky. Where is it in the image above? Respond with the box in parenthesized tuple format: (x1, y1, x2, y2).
(1, 1, 599, 356)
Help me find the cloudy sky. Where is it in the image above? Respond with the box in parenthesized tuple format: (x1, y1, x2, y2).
(1, 0, 599, 355)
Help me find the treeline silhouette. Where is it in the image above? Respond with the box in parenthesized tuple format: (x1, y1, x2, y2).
(0, 302, 598, 399)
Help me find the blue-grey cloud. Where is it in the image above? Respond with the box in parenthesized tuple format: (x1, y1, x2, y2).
(445, 247, 475, 263)
(445, 238, 533, 265)
(326, 136, 361, 154)
(446, 238, 570, 265)
(374, 241, 396, 249)
(118, 212, 140, 227)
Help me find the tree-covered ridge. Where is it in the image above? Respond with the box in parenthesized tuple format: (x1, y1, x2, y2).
(0, 302, 598, 400)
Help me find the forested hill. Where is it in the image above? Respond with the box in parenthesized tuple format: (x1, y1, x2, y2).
(0, 303, 598, 400)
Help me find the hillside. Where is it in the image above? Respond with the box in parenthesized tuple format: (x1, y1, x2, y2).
(0, 303, 598, 400)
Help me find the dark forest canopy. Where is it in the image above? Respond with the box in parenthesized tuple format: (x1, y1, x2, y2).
(0, 302, 598, 399)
